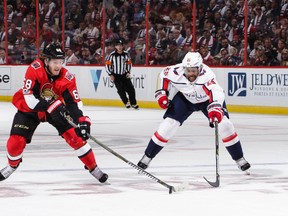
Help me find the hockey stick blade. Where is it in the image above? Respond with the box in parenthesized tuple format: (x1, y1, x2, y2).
(203, 174, 219, 187)
(63, 114, 178, 194)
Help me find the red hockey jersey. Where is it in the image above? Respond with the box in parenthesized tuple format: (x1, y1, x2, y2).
(12, 59, 83, 120)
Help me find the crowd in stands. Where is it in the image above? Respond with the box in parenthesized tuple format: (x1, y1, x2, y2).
(0, 0, 288, 66)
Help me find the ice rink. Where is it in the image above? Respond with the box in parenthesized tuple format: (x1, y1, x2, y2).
(0, 101, 288, 216)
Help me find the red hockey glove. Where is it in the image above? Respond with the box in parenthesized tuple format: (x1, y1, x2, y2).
(207, 102, 224, 124)
(75, 116, 91, 141)
(155, 90, 169, 109)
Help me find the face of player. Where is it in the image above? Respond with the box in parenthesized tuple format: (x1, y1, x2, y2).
(46, 59, 64, 76)
(185, 67, 199, 82)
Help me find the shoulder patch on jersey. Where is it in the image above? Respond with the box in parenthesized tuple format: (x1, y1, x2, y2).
(206, 78, 216, 86)
(199, 68, 206, 77)
(65, 71, 75, 81)
(173, 67, 180, 75)
(31, 61, 41, 69)
(163, 67, 170, 76)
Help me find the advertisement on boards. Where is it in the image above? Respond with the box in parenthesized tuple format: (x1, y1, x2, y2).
(214, 68, 288, 107)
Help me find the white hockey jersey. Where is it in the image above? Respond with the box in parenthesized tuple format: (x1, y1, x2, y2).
(157, 63, 225, 104)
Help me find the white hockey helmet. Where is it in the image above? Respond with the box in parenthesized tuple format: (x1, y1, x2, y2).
(182, 52, 203, 69)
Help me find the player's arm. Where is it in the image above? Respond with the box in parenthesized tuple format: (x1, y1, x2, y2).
(62, 77, 91, 141)
(23, 64, 50, 111)
(154, 67, 172, 109)
(202, 77, 225, 124)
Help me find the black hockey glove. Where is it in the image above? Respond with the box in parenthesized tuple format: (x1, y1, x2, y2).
(75, 116, 91, 141)
(47, 99, 69, 121)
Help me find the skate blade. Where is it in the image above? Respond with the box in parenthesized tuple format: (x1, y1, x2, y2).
(101, 180, 111, 185)
(244, 170, 250, 175)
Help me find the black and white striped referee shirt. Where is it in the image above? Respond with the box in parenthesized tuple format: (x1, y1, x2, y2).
(105, 50, 132, 76)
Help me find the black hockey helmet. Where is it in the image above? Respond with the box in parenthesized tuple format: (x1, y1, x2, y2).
(115, 39, 124, 45)
(42, 42, 65, 60)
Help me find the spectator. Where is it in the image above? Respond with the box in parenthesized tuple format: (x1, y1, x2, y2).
(65, 48, 79, 65)
(78, 47, 93, 64)
(181, 28, 192, 48)
(39, 22, 57, 48)
(199, 44, 214, 66)
(91, 48, 102, 64)
(65, 2, 83, 29)
(172, 29, 184, 47)
(254, 45, 269, 65)
(197, 28, 216, 52)
(134, 44, 145, 65)
(7, 4, 17, 25)
(0, 48, 13, 64)
(21, 21, 36, 48)
(74, 21, 88, 40)
(276, 38, 286, 61)
(155, 30, 168, 53)
(249, 39, 262, 61)
(8, 22, 21, 45)
(0, 24, 6, 46)
(280, 48, 288, 66)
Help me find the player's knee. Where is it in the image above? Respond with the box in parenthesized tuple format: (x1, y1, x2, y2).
(62, 128, 85, 149)
(157, 117, 180, 140)
(219, 117, 239, 145)
(7, 135, 26, 156)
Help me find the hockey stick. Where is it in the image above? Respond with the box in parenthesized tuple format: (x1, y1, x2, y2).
(63, 114, 178, 194)
(203, 119, 220, 187)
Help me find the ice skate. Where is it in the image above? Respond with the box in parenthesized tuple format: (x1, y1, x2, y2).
(90, 166, 108, 183)
(137, 155, 152, 170)
(236, 157, 251, 175)
(132, 104, 139, 110)
(0, 164, 17, 181)
(125, 103, 131, 109)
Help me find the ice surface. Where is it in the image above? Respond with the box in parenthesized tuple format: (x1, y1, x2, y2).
(0, 102, 287, 216)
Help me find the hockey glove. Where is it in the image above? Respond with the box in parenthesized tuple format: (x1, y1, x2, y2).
(207, 102, 224, 125)
(47, 99, 69, 121)
(75, 116, 91, 141)
(155, 90, 169, 109)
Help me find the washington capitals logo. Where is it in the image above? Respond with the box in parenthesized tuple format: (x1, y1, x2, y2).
(90, 69, 102, 91)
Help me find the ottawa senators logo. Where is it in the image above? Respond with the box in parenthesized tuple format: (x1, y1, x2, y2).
(40, 83, 58, 101)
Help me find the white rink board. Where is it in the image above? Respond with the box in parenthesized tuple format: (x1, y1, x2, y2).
(0, 65, 288, 107)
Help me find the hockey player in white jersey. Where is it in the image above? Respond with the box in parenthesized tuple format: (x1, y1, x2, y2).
(137, 52, 250, 172)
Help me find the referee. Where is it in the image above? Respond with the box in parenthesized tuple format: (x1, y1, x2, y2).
(105, 39, 139, 109)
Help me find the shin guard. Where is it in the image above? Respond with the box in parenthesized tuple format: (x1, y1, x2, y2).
(62, 128, 97, 170)
(6, 135, 26, 167)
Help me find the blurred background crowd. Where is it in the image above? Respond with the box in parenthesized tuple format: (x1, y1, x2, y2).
(0, 0, 288, 66)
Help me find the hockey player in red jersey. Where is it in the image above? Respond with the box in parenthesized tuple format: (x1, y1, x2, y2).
(138, 52, 250, 172)
(0, 42, 108, 183)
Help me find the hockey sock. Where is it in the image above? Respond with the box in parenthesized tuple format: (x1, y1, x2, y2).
(6, 135, 26, 167)
(75, 144, 97, 171)
(225, 141, 244, 160)
(62, 128, 97, 170)
(145, 139, 163, 158)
